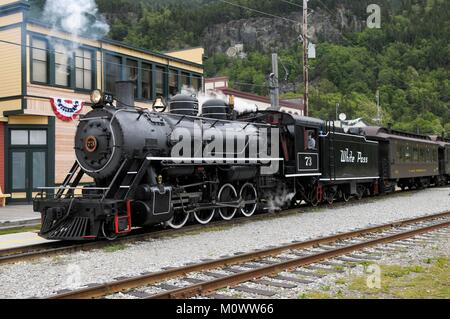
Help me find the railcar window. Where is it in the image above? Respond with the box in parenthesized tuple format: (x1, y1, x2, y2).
(419, 147, 425, 162)
(75, 49, 93, 90)
(32, 38, 48, 83)
(413, 146, 419, 162)
(405, 145, 411, 163)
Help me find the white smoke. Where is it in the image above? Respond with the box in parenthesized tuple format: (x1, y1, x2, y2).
(43, 0, 109, 41)
(266, 187, 296, 213)
(180, 87, 258, 114)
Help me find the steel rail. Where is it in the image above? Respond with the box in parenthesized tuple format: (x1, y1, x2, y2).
(49, 211, 450, 299)
(149, 219, 450, 299)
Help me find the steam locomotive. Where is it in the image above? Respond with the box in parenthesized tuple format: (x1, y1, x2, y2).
(33, 82, 450, 241)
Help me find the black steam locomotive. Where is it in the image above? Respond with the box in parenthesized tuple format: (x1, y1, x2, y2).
(34, 83, 450, 241)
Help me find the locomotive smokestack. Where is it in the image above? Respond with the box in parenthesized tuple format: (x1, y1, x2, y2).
(115, 81, 135, 108)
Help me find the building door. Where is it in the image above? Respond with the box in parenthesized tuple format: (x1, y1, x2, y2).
(8, 129, 48, 203)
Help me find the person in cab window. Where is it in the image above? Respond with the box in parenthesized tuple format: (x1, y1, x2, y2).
(308, 132, 316, 150)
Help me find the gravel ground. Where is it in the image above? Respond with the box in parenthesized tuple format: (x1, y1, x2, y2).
(275, 230, 450, 299)
(0, 187, 449, 299)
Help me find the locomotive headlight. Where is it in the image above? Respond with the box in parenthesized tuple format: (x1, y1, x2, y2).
(90, 90, 103, 105)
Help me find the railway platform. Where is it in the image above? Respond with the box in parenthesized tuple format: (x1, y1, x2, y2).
(0, 232, 49, 250)
(0, 205, 40, 230)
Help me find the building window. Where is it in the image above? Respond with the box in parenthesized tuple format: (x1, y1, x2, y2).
(75, 48, 93, 90)
(191, 76, 202, 92)
(141, 63, 152, 100)
(105, 54, 122, 94)
(156, 66, 165, 96)
(169, 69, 178, 96)
(126, 59, 138, 98)
(11, 130, 47, 146)
(54, 43, 70, 87)
(181, 72, 190, 89)
(32, 38, 48, 83)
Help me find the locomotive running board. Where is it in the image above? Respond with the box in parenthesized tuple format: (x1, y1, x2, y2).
(146, 157, 283, 163)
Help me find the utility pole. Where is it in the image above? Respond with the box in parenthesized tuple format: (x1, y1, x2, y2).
(270, 53, 280, 110)
(336, 103, 339, 123)
(376, 89, 382, 125)
(303, 0, 309, 116)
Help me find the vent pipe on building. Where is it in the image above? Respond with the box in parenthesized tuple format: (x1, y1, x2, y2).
(115, 81, 136, 108)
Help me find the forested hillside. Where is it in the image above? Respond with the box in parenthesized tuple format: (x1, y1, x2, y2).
(28, 0, 449, 135)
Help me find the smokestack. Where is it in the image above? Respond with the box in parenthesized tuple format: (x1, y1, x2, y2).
(115, 81, 135, 108)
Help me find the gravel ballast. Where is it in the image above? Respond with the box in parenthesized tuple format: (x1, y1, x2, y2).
(0, 187, 449, 299)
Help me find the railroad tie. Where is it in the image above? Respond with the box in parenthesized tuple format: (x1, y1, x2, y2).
(233, 285, 277, 297)
(127, 290, 154, 298)
(182, 278, 206, 284)
(290, 270, 326, 278)
(254, 279, 297, 289)
(208, 293, 234, 300)
(347, 254, 381, 261)
(254, 260, 280, 265)
(240, 263, 261, 269)
(155, 283, 182, 291)
(272, 275, 313, 284)
(222, 267, 246, 274)
(203, 271, 227, 279)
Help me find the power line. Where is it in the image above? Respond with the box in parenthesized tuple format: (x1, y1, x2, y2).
(217, 0, 300, 24)
(280, 0, 303, 10)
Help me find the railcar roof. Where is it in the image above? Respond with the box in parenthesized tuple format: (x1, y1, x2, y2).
(430, 135, 450, 147)
(238, 110, 325, 128)
(362, 126, 439, 144)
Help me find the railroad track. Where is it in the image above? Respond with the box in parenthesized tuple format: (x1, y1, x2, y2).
(47, 210, 450, 299)
(2, 188, 424, 266)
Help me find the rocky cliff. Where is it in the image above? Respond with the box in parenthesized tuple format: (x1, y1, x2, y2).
(201, 7, 366, 55)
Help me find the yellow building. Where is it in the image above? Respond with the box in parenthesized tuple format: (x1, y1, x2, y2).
(0, 0, 204, 203)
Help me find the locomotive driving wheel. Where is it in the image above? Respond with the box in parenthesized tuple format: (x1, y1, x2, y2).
(239, 183, 258, 217)
(167, 211, 190, 229)
(218, 184, 238, 220)
(194, 208, 216, 225)
(342, 191, 351, 202)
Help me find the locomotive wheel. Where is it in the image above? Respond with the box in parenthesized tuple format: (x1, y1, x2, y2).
(342, 192, 351, 202)
(356, 185, 365, 200)
(325, 193, 334, 205)
(194, 209, 216, 225)
(218, 184, 238, 220)
(101, 221, 118, 241)
(308, 188, 319, 207)
(167, 211, 190, 229)
(239, 183, 258, 217)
